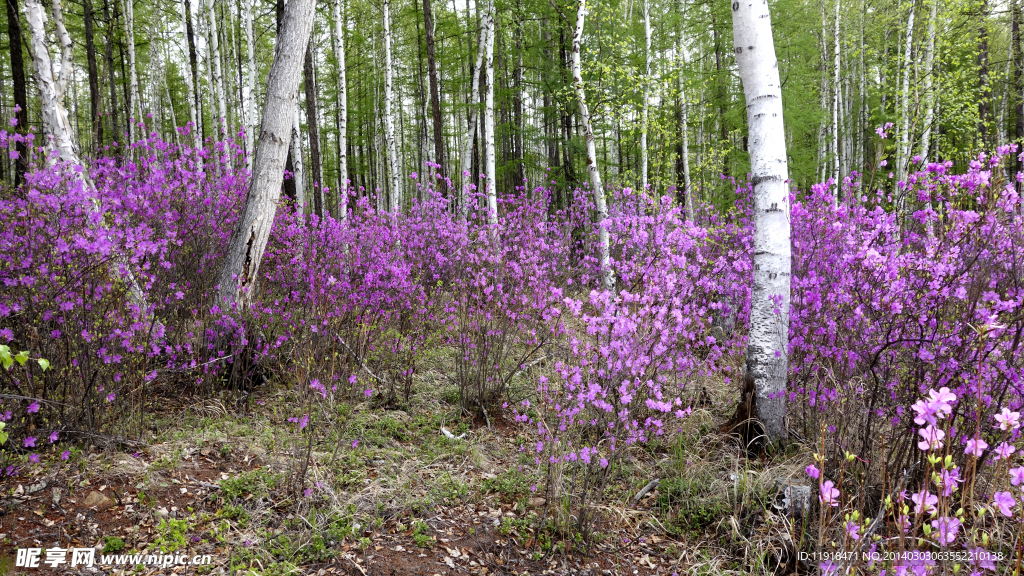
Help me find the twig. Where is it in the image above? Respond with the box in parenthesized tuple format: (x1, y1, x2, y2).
(629, 479, 660, 508)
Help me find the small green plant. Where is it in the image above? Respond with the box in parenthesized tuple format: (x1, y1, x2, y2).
(154, 518, 190, 553)
(101, 536, 126, 554)
(411, 519, 432, 548)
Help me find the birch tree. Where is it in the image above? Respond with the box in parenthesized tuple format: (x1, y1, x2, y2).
(460, 21, 488, 220)
(831, 0, 840, 198)
(731, 0, 791, 444)
(640, 0, 651, 191)
(677, 19, 693, 221)
(483, 1, 497, 225)
(383, 0, 401, 211)
(123, 0, 140, 146)
(208, 0, 228, 139)
(242, 0, 256, 168)
(896, 3, 914, 189)
(217, 0, 315, 309)
(331, 0, 348, 217)
(571, 0, 612, 290)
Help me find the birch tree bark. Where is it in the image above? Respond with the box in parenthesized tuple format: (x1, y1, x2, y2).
(460, 20, 488, 220)
(242, 0, 256, 168)
(123, 0, 140, 145)
(183, 0, 202, 146)
(896, 3, 914, 189)
(732, 0, 791, 444)
(640, 0, 651, 191)
(831, 0, 840, 199)
(208, 0, 228, 140)
(331, 0, 348, 217)
(6, 0, 29, 186)
(304, 44, 324, 217)
(290, 106, 306, 209)
(919, 0, 937, 163)
(217, 0, 315, 309)
(84, 0, 102, 147)
(383, 0, 401, 211)
(571, 0, 613, 291)
(483, 0, 497, 225)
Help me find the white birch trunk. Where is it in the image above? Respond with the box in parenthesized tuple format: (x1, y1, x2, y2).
(732, 0, 791, 444)
(919, 0, 937, 162)
(331, 0, 348, 217)
(896, 3, 914, 188)
(816, 1, 828, 183)
(208, 0, 228, 139)
(242, 0, 256, 169)
(25, 0, 155, 323)
(291, 106, 305, 209)
(483, 1, 496, 225)
(831, 0, 840, 200)
(571, 0, 612, 291)
(460, 21, 488, 220)
(217, 0, 315, 309)
(640, 0, 650, 191)
(382, 0, 400, 211)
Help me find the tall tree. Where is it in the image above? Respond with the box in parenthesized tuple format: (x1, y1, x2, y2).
(383, 0, 400, 211)
(84, 0, 102, 148)
(304, 43, 324, 217)
(242, 0, 256, 167)
(732, 0, 792, 445)
(483, 0, 496, 224)
(460, 18, 487, 219)
(184, 0, 202, 145)
(6, 0, 29, 185)
(640, 0, 650, 190)
(331, 0, 348, 216)
(217, 0, 316, 309)
(570, 0, 612, 290)
(422, 0, 445, 184)
(677, 7, 693, 220)
(123, 0, 140, 145)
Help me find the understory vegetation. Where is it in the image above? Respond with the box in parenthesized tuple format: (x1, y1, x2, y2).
(1, 131, 1023, 575)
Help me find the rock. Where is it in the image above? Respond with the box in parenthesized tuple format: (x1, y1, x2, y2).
(26, 480, 47, 495)
(775, 483, 812, 519)
(51, 488, 62, 506)
(155, 506, 170, 519)
(528, 497, 546, 508)
(82, 491, 115, 511)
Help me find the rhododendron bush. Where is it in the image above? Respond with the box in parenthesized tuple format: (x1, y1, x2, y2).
(1, 131, 1024, 560)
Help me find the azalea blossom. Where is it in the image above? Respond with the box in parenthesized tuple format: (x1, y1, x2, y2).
(993, 491, 1015, 517)
(911, 490, 938, 515)
(964, 436, 989, 457)
(994, 408, 1021, 431)
(930, 516, 960, 545)
(917, 425, 945, 451)
(820, 480, 840, 507)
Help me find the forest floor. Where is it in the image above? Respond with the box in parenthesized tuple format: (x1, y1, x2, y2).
(0, 353, 808, 576)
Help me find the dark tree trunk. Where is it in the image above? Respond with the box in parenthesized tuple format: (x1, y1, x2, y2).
(84, 0, 103, 148)
(184, 0, 201, 140)
(1014, 0, 1022, 176)
(559, 26, 576, 190)
(103, 0, 120, 141)
(6, 0, 28, 185)
(115, 0, 131, 131)
(304, 44, 323, 217)
(422, 0, 445, 187)
(513, 11, 524, 188)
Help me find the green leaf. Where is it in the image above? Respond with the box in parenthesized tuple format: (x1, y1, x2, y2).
(0, 422, 6, 445)
(37, 358, 49, 371)
(1, 356, 11, 371)
(14, 351, 29, 366)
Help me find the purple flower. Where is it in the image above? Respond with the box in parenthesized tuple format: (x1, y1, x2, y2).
(1010, 466, 1024, 487)
(28, 453, 39, 463)
(994, 408, 1021, 431)
(819, 481, 840, 507)
(805, 464, 820, 479)
(26, 401, 39, 414)
(993, 442, 1015, 460)
(931, 516, 960, 545)
(917, 425, 945, 451)
(60, 450, 70, 460)
(992, 491, 1015, 517)
(23, 436, 36, 448)
(964, 436, 989, 457)
(911, 490, 938, 515)
(48, 431, 59, 444)
(844, 520, 860, 541)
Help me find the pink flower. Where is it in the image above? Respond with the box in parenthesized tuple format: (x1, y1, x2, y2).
(845, 520, 860, 541)
(994, 408, 1021, 431)
(23, 436, 36, 448)
(992, 491, 1015, 517)
(1009, 466, 1024, 487)
(964, 436, 989, 457)
(28, 453, 39, 463)
(26, 401, 39, 414)
(48, 431, 59, 443)
(993, 442, 1016, 460)
(911, 490, 938, 515)
(918, 425, 945, 451)
(820, 481, 840, 507)
(60, 451, 70, 461)
(930, 516, 960, 545)
(805, 464, 820, 479)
